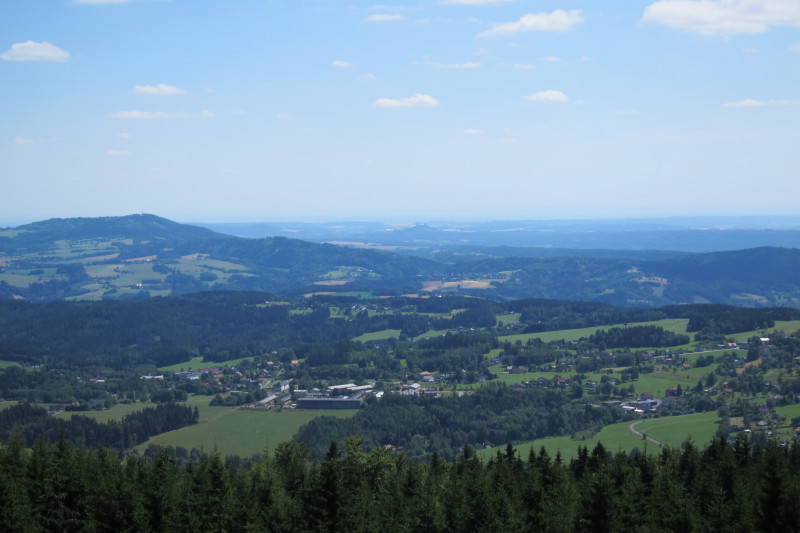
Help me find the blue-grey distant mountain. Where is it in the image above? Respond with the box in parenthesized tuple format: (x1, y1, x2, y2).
(197, 216, 800, 252)
(1, 214, 798, 307)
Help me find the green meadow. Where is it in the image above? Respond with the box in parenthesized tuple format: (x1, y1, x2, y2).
(136, 395, 356, 457)
(498, 318, 691, 345)
(478, 411, 720, 462)
(634, 411, 719, 447)
(354, 329, 402, 342)
(158, 356, 255, 373)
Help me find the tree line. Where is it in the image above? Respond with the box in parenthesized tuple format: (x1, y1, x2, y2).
(1, 434, 799, 532)
(0, 403, 198, 453)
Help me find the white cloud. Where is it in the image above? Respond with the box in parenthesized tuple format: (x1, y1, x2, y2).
(524, 90, 569, 103)
(13, 138, 36, 144)
(1, 41, 70, 62)
(723, 98, 800, 107)
(331, 60, 353, 68)
(106, 149, 133, 156)
(133, 84, 187, 95)
(118, 132, 131, 138)
(360, 73, 378, 81)
(479, 10, 585, 37)
(642, 0, 800, 36)
(464, 129, 484, 134)
(76, 0, 134, 4)
(110, 110, 219, 119)
(276, 113, 292, 119)
(790, 43, 800, 53)
(426, 61, 482, 68)
(365, 14, 407, 22)
(443, 0, 515, 4)
(541, 56, 562, 62)
(374, 93, 440, 107)
(513, 63, 535, 70)
(742, 47, 758, 54)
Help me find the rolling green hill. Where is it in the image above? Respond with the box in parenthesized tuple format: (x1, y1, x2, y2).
(1, 214, 799, 307)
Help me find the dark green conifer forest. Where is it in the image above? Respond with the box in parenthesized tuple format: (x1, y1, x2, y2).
(1, 435, 799, 532)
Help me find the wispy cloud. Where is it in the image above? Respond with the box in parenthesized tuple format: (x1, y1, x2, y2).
(464, 129, 484, 134)
(790, 43, 800, 53)
(1, 41, 70, 62)
(513, 63, 535, 70)
(365, 14, 407, 22)
(133, 84, 186, 95)
(479, 10, 585, 37)
(360, 73, 377, 81)
(110, 110, 219, 119)
(723, 98, 800, 107)
(118, 132, 131, 138)
(331, 60, 353, 68)
(106, 149, 133, 156)
(523, 90, 569, 103)
(642, 0, 800, 36)
(374, 93, 440, 107)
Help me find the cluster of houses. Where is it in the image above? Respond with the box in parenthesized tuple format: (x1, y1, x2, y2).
(249, 382, 379, 410)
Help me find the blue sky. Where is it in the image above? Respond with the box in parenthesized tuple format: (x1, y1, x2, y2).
(1, 0, 799, 225)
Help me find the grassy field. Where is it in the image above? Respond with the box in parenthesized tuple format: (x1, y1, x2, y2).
(629, 364, 720, 395)
(498, 318, 691, 345)
(135, 395, 356, 457)
(353, 329, 402, 342)
(725, 320, 800, 341)
(478, 411, 721, 462)
(414, 329, 447, 341)
(0, 360, 23, 369)
(158, 356, 255, 373)
(477, 420, 643, 462)
(775, 403, 800, 421)
(635, 411, 719, 447)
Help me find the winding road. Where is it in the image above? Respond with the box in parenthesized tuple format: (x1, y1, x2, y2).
(629, 421, 666, 448)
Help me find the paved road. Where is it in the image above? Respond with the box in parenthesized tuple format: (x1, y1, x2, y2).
(629, 421, 666, 448)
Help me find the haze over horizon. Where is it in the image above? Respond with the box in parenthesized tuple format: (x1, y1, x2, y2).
(2, 1, 798, 224)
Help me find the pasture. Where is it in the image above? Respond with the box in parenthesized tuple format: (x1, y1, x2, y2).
(478, 411, 721, 462)
(158, 356, 255, 373)
(498, 318, 691, 345)
(634, 411, 719, 447)
(136, 395, 356, 457)
(354, 329, 402, 342)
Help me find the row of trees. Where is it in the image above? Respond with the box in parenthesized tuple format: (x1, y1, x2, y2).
(0, 403, 198, 452)
(1, 434, 799, 532)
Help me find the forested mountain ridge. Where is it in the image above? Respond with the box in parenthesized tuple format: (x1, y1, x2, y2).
(1, 214, 799, 307)
(0, 214, 439, 301)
